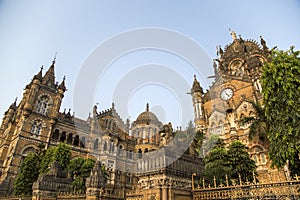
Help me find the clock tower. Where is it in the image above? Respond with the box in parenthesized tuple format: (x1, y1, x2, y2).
(191, 32, 285, 180)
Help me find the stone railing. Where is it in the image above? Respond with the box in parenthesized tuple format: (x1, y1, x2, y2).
(193, 176, 300, 199)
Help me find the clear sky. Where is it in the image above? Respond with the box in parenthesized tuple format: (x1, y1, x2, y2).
(0, 0, 299, 128)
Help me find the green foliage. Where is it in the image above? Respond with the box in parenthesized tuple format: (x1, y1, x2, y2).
(239, 101, 269, 141)
(53, 142, 71, 170)
(68, 157, 95, 193)
(193, 130, 204, 157)
(14, 142, 72, 195)
(261, 46, 300, 176)
(202, 147, 232, 186)
(40, 143, 71, 174)
(201, 140, 257, 186)
(227, 141, 257, 182)
(39, 147, 55, 174)
(14, 153, 40, 196)
(14, 144, 46, 196)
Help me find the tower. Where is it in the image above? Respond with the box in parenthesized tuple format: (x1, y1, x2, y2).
(191, 75, 204, 130)
(190, 32, 280, 181)
(0, 60, 66, 195)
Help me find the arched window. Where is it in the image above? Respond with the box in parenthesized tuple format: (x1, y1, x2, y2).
(109, 120, 113, 130)
(67, 133, 73, 144)
(31, 120, 42, 136)
(110, 142, 114, 153)
(20, 147, 36, 164)
(73, 135, 79, 146)
(253, 154, 259, 164)
(94, 138, 99, 150)
(36, 95, 50, 115)
(260, 153, 267, 164)
(52, 129, 60, 141)
(103, 141, 107, 151)
(118, 145, 123, 155)
(80, 137, 86, 148)
(113, 122, 117, 131)
(105, 119, 109, 129)
(60, 131, 66, 142)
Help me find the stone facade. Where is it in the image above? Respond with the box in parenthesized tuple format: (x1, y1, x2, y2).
(0, 56, 202, 199)
(0, 32, 287, 199)
(191, 32, 285, 181)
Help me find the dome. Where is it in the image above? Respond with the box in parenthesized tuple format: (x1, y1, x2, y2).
(134, 103, 162, 126)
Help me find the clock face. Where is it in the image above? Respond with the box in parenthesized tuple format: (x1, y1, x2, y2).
(220, 88, 234, 101)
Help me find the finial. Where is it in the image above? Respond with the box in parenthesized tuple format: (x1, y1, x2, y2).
(112, 102, 115, 109)
(41, 65, 43, 71)
(146, 103, 149, 111)
(14, 97, 18, 103)
(229, 28, 237, 40)
(194, 75, 197, 80)
(52, 52, 57, 65)
(63, 76, 66, 81)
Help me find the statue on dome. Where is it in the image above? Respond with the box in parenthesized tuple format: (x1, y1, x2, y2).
(229, 29, 237, 40)
(260, 36, 268, 50)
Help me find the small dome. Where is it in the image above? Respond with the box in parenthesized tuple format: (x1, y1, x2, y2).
(134, 103, 162, 125)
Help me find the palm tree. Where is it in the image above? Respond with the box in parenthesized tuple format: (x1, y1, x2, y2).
(239, 101, 269, 142)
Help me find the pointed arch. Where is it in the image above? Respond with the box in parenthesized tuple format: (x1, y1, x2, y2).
(36, 94, 52, 115)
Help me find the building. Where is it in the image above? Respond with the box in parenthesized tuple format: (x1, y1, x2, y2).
(0, 59, 202, 199)
(0, 32, 285, 199)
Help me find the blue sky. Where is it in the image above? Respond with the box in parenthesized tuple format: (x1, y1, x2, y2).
(0, 0, 299, 127)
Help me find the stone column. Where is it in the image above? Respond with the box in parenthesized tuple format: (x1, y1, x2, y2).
(161, 186, 168, 200)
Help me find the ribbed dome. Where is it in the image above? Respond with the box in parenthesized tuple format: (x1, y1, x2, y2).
(134, 103, 161, 125)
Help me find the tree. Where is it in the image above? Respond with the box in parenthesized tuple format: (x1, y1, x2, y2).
(261, 46, 300, 176)
(14, 143, 45, 196)
(227, 141, 257, 183)
(40, 142, 71, 174)
(39, 147, 55, 174)
(14, 153, 40, 196)
(193, 130, 204, 157)
(68, 157, 95, 193)
(52, 142, 71, 170)
(15, 143, 73, 195)
(239, 101, 269, 142)
(201, 147, 232, 186)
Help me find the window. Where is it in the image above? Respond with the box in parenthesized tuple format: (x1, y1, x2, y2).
(253, 154, 259, 164)
(52, 129, 60, 141)
(94, 138, 99, 150)
(260, 153, 267, 164)
(31, 121, 42, 136)
(36, 95, 50, 115)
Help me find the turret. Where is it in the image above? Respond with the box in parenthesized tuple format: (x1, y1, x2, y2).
(1, 98, 17, 130)
(49, 76, 66, 120)
(191, 75, 203, 119)
(23, 67, 44, 117)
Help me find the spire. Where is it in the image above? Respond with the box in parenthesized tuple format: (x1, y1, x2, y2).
(58, 76, 66, 92)
(192, 75, 203, 93)
(33, 66, 43, 81)
(146, 103, 149, 111)
(9, 98, 17, 110)
(42, 58, 56, 87)
(112, 102, 115, 110)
